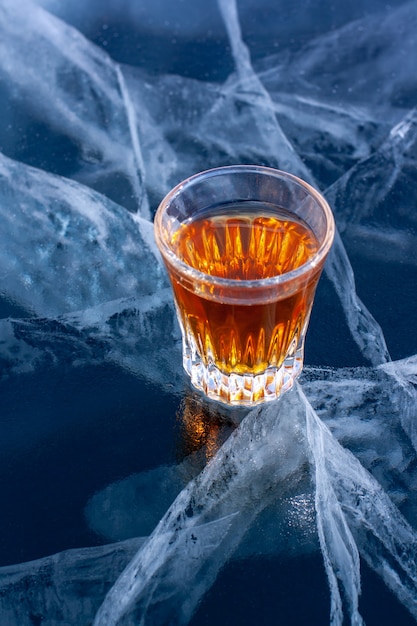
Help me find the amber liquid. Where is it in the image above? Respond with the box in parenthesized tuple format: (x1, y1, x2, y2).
(170, 202, 321, 375)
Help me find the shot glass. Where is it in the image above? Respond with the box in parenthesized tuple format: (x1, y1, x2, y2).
(154, 165, 334, 405)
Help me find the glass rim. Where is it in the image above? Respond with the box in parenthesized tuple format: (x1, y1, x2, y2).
(154, 165, 335, 291)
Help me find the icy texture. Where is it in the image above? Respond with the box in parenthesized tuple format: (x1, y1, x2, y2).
(0, 539, 146, 626)
(2, 371, 417, 625)
(92, 379, 417, 626)
(326, 108, 417, 265)
(87, 361, 417, 545)
(0, 0, 148, 214)
(0, 153, 164, 317)
(271, 1, 417, 109)
(0, 290, 180, 387)
(304, 384, 417, 625)
(0, 0, 416, 624)
(93, 386, 308, 625)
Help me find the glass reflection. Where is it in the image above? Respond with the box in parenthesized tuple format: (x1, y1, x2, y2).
(176, 387, 243, 466)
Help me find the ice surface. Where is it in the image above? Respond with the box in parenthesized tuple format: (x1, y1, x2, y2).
(93, 385, 308, 625)
(0, 538, 146, 626)
(2, 369, 417, 624)
(304, 384, 417, 625)
(326, 108, 417, 265)
(271, 1, 417, 110)
(0, 289, 180, 389)
(0, 153, 164, 317)
(87, 360, 417, 544)
(0, 0, 148, 214)
(0, 0, 416, 624)
(93, 379, 417, 625)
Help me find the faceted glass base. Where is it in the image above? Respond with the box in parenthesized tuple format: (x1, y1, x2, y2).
(183, 345, 304, 406)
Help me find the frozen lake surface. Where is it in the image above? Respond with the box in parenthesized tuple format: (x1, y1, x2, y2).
(0, 0, 416, 624)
